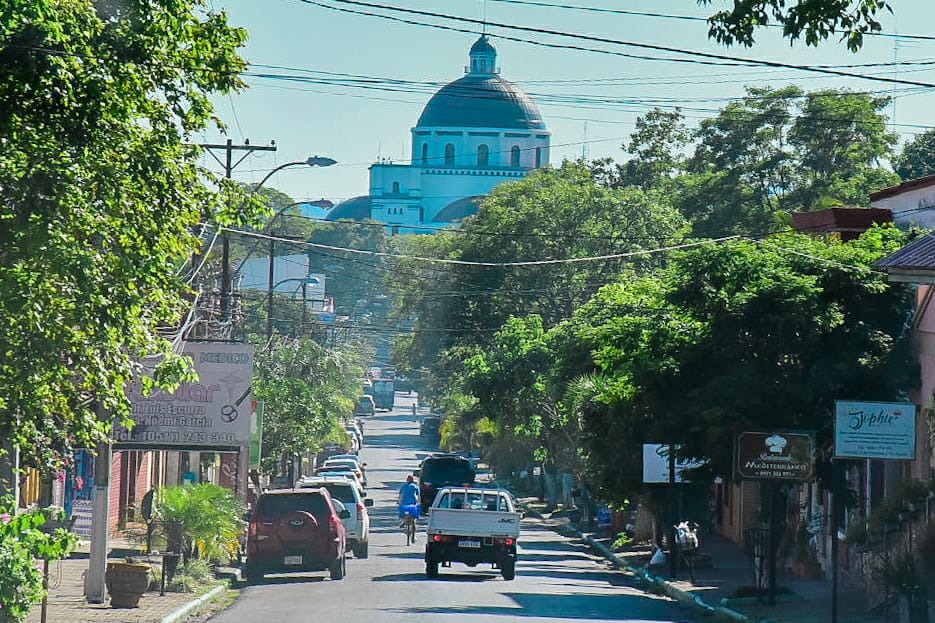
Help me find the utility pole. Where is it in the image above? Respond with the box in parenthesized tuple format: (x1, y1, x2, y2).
(199, 139, 277, 326)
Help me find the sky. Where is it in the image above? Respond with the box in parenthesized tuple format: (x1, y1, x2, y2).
(199, 0, 935, 205)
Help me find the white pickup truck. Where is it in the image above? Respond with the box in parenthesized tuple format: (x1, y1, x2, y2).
(424, 486, 522, 580)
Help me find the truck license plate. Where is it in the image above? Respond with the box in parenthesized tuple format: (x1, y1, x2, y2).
(458, 539, 481, 548)
(284, 555, 303, 565)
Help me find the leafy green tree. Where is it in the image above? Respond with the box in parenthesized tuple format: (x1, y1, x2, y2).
(895, 129, 935, 181)
(390, 162, 685, 391)
(699, 0, 892, 51)
(0, 1, 248, 467)
(253, 337, 365, 477)
(575, 227, 915, 502)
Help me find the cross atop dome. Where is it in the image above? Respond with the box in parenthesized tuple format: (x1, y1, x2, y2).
(468, 35, 498, 75)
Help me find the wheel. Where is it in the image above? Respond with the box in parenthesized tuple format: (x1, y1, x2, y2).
(501, 560, 516, 581)
(242, 565, 263, 583)
(426, 556, 439, 578)
(329, 554, 346, 580)
(354, 541, 369, 559)
(406, 518, 417, 545)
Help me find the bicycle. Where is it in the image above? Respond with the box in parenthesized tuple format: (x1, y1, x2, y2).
(400, 504, 419, 545)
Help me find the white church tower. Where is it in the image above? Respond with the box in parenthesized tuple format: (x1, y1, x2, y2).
(328, 36, 551, 231)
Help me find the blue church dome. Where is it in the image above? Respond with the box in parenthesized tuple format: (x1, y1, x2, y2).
(326, 195, 371, 221)
(416, 36, 545, 131)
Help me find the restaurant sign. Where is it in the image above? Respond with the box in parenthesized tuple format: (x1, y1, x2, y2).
(735, 431, 816, 481)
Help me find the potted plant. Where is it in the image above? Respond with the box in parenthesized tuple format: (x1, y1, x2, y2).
(105, 558, 152, 608)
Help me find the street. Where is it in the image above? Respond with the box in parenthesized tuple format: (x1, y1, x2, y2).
(209, 395, 700, 623)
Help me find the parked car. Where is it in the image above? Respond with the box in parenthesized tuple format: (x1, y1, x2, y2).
(313, 467, 366, 492)
(322, 458, 367, 486)
(353, 395, 376, 417)
(417, 453, 476, 513)
(243, 488, 348, 582)
(420, 416, 441, 438)
(298, 476, 373, 558)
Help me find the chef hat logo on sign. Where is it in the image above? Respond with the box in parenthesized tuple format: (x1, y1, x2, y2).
(765, 434, 787, 454)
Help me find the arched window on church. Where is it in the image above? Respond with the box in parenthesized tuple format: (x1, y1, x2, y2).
(480, 59, 487, 73)
(477, 144, 489, 167)
(445, 143, 455, 166)
(510, 145, 521, 168)
(392, 181, 400, 194)
(421, 143, 428, 165)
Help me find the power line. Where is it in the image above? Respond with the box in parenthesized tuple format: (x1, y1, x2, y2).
(307, 0, 935, 88)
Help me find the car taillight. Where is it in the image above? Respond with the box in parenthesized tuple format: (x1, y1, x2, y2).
(356, 502, 365, 521)
(248, 522, 257, 538)
(494, 537, 515, 546)
(432, 534, 452, 543)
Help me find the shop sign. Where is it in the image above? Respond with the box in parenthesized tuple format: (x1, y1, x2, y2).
(735, 431, 815, 481)
(834, 401, 916, 460)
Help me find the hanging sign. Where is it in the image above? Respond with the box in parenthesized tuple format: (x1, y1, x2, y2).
(834, 401, 916, 460)
(735, 431, 816, 481)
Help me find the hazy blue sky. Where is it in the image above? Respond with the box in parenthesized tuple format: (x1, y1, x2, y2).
(200, 0, 935, 203)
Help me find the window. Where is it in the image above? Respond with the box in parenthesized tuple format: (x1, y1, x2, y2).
(480, 59, 486, 73)
(421, 143, 428, 165)
(535, 146, 542, 168)
(477, 144, 489, 167)
(444, 143, 455, 165)
(392, 181, 400, 194)
(510, 145, 520, 167)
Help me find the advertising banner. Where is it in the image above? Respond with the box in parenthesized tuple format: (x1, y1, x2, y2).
(118, 342, 254, 448)
(834, 401, 916, 460)
(735, 431, 816, 481)
(642, 444, 707, 483)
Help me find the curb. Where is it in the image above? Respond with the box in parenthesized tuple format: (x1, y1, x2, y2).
(160, 584, 227, 623)
(520, 500, 751, 623)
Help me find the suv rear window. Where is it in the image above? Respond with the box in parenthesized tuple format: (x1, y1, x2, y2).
(420, 457, 475, 484)
(257, 491, 330, 517)
(316, 483, 357, 504)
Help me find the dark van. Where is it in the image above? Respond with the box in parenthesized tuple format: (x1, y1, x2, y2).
(417, 454, 476, 512)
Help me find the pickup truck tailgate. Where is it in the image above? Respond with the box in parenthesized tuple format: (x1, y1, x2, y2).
(427, 508, 521, 539)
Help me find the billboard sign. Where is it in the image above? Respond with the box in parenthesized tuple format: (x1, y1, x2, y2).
(834, 401, 916, 460)
(735, 431, 816, 481)
(642, 444, 707, 483)
(118, 342, 254, 447)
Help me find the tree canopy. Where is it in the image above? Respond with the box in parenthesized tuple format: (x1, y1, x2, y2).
(0, 1, 248, 466)
(699, 0, 892, 51)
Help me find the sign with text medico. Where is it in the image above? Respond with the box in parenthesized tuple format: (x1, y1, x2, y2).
(735, 431, 816, 481)
(834, 401, 916, 460)
(118, 342, 254, 448)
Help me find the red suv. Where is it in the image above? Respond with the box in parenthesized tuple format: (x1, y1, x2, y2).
(243, 488, 348, 582)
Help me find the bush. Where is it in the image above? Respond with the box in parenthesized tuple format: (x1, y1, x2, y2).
(0, 498, 76, 623)
(153, 484, 245, 565)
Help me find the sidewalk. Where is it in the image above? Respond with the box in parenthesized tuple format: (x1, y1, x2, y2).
(519, 498, 888, 623)
(24, 543, 230, 623)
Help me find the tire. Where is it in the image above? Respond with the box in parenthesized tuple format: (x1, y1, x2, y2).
(501, 560, 516, 581)
(330, 554, 346, 580)
(242, 566, 263, 583)
(426, 556, 439, 578)
(354, 541, 369, 559)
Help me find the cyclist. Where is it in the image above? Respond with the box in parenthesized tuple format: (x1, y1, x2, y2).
(397, 473, 421, 527)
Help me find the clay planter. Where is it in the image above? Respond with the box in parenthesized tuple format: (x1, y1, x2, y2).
(105, 561, 152, 608)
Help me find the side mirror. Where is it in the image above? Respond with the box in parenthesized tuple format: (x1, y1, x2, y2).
(242, 511, 253, 521)
(339, 508, 351, 519)
(362, 463, 368, 468)
(413, 469, 421, 478)
(364, 498, 374, 507)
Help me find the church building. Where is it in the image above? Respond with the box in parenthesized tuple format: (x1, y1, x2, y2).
(327, 35, 551, 231)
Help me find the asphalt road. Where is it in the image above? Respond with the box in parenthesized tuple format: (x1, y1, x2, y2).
(209, 394, 700, 623)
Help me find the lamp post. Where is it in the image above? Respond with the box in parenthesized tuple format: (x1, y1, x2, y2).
(267, 276, 323, 342)
(221, 156, 336, 321)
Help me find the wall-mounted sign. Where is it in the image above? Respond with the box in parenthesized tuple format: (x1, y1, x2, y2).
(834, 401, 916, 460)
(118, 342, 254, 448)
(735, 431, 816, 481)
(642, 444, 707, 483)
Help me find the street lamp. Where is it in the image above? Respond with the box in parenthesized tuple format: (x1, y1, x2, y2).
(267, 276, 323, 342)
(221, 156, 337, 321)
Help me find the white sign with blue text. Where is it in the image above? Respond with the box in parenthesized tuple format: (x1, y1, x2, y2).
(834, 401, 916, 460)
